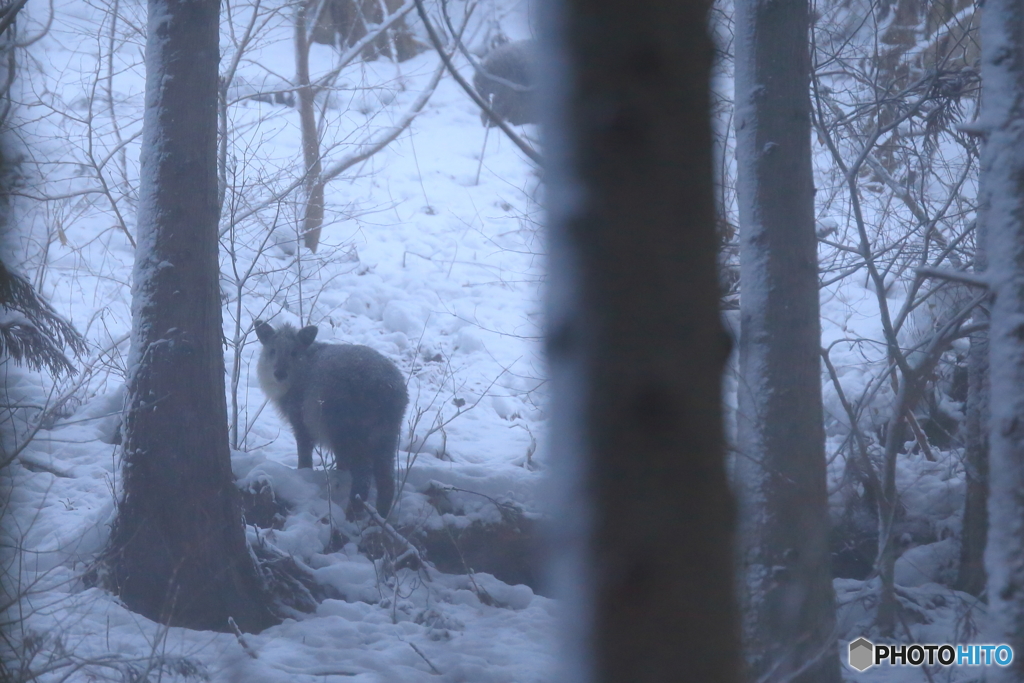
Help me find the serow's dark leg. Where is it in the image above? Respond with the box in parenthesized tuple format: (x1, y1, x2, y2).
(347, 457, 373, 520)
(373, 450, 396, 518)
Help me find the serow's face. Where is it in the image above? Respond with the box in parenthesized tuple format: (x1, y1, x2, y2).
(254, 321, 318, 392)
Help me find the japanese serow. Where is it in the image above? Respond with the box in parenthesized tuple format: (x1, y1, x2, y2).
(473, 40, 537, 127)
(254, 320, 408, 517)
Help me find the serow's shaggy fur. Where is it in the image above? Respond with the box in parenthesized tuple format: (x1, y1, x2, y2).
(473, 40, 537, 127)
(255, 320, 408, 517)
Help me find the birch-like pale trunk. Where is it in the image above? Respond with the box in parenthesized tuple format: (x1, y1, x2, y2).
(733, 0, 840, 679)
(980, 1, 1024, 678)
(295, 0, 325, 253)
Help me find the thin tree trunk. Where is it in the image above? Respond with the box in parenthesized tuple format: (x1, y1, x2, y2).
(296, 0, 325, 252)
(957, 216, 988, 597)
(876, 380, 909, 635)
(104, 0, 276, 632)
(980, 0, 1024, 677)
(733, 0, 840, 679)
(542, 0, 740, 680)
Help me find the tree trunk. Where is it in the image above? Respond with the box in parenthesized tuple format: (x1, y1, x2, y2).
(733, 0, 840, 680)
(980, 0, 1024, 677)
(957, 216, 988, 597)
(296, 1, 325, 253)
(541, 0, 740, 680)
(104, 0, 276, 632)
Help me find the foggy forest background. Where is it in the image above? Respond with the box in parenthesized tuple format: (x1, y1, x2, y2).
(4, 0, 1023, 681)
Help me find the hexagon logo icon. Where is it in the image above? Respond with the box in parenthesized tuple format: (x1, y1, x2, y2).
(849, 637, 874, 672)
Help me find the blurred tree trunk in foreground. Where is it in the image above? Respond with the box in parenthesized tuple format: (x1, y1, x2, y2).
(980, 0, 1024, 678)
(104, 0, 276, 632)
(733, 0, 840, 679)
(542, 0, 740, 680)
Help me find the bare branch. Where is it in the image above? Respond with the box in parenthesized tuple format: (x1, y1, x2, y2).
(916, 265, 990, 288)
(412, 0, 543, 166)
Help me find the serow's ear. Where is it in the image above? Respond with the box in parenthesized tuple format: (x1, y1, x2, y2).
(254, 320, 275, 345)
(297, 325, 318, 347)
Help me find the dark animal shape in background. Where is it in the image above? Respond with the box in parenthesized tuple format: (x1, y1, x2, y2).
(226, 76, 295, 108)
(253, 90, 296, 107)
(473, 40, 538, 127)
(255, 320, 408, 517)
(309, 0, 425, 62)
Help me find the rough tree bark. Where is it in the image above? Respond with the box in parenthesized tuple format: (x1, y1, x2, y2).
(733, 0, 840, 680)
(104, 0, 276, 631)
(542, 0, 740, 680)
(980, 0, 1024, 678)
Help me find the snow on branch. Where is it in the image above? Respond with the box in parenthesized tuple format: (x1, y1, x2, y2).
(916, 265, 990, 288)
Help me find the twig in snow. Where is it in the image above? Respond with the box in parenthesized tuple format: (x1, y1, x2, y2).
(408, 641, 442, 675)
(228, 617, 258, 659)
(355, 497, 432, 580)
(904, 411, 936, 462)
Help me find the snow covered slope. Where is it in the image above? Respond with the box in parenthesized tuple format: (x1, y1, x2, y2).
(2, 0, 555, 679)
